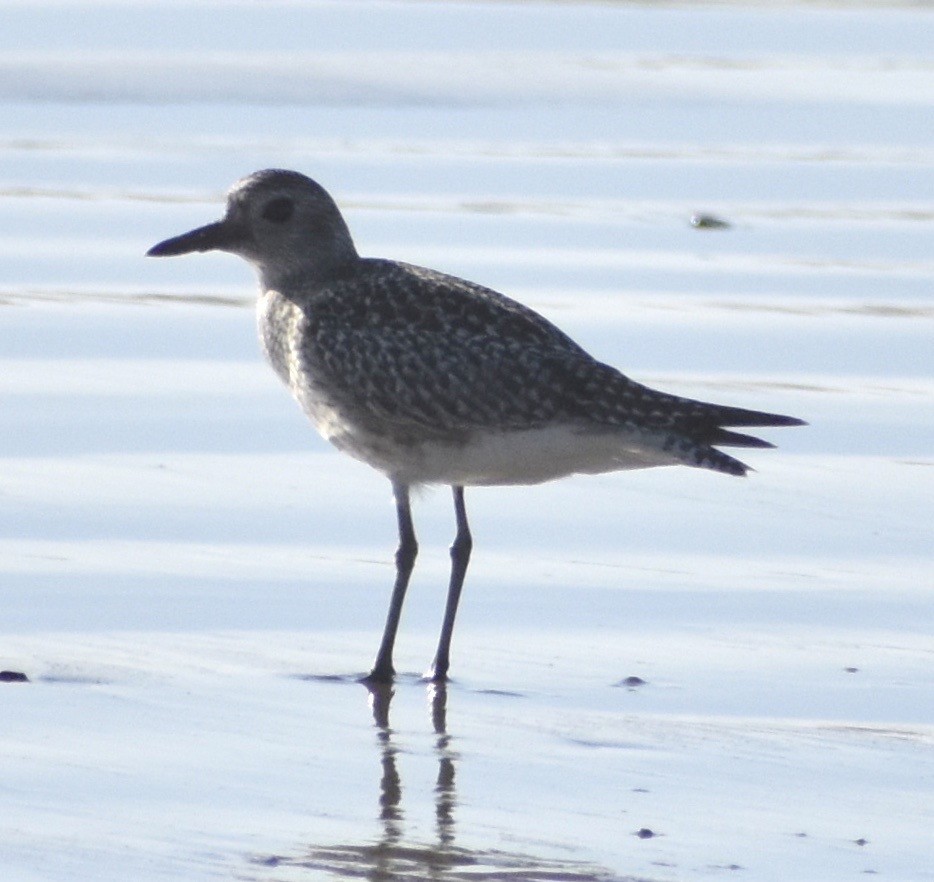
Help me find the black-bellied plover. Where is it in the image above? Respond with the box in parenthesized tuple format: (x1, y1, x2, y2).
(148, 169, 804, 683)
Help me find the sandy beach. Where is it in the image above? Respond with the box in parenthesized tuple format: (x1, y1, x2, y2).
(1, 2, 932, 880)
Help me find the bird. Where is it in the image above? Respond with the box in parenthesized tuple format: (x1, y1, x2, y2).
(147, 169, 804, 683)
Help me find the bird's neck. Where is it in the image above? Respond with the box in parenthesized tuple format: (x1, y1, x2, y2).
(257, 253, 359, 299)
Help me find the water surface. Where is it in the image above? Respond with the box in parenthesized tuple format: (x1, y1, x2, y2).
(1, 2, 931, 881)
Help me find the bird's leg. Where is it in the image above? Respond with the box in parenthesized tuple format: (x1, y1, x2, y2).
(367, 480, 417, 683)
(428, 486, 472, 682)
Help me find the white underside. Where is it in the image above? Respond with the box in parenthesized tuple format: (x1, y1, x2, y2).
(325, 417, 677, 487)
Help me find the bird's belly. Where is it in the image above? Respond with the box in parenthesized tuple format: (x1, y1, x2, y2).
(325, 422, 677, 487)
(430, 426, 677, 486)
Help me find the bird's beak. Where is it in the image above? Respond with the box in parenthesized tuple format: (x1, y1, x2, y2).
(146, 219, 245, 257)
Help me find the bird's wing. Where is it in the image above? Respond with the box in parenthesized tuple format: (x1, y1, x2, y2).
(298, 262, 803, 467)
(298, 261, 596, 433)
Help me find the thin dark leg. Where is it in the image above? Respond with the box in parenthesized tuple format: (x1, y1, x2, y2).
(429, 486, 472, 682)
(366, 480, 417, 683)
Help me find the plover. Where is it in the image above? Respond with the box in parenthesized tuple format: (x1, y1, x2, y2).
(148, 169, 804, 682)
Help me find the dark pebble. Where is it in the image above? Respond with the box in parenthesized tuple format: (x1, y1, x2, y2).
(690, 213, 731, 230)
(635, 828, 657, 839)
(616, 676, 647, 688)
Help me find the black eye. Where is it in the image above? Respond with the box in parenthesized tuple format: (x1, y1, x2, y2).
(262, 197, 294, 223)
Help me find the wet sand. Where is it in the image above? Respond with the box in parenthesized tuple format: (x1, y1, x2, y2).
(1, 2, 932, 880)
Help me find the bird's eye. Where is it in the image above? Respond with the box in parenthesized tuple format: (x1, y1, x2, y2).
(262, 197, 294, 224)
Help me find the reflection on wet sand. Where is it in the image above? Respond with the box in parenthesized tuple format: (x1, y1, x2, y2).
(253, 681, 636, 881)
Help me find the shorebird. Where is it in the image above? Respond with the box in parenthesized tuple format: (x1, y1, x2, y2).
(148, 169, 804, 683)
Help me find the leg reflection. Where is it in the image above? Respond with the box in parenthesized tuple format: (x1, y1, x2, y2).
(429, 681, 456, 848)
(252, 682, 619, 881)
(366, 681, 403, 846)
(366, 679, 458, 853)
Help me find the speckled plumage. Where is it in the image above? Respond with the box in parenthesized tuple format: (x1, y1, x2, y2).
(258, 255, 794, 484)
(148, 168, 804, 681)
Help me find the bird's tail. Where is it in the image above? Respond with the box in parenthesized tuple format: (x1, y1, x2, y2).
(666, 399, 806, 477)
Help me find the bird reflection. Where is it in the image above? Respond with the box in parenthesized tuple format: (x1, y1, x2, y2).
(367, 682, 404, 847)
(365, 679, 456, 854)
(253, 679, 619, 881)
(429, 682, 456, 849)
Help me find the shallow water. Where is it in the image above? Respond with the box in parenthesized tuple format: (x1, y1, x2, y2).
(1, 2, 932, 881)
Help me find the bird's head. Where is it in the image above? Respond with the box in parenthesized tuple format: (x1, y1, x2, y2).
(147, 169, 358, 288)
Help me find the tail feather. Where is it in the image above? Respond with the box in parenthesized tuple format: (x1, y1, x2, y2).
(665, 436, 750, 477)
(704, 428, 778, 449)
(592, 370, 805, 477)
(702, 403, 806, 429)
(665, 397, 805, 476)
(674, 397, 805, 449)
